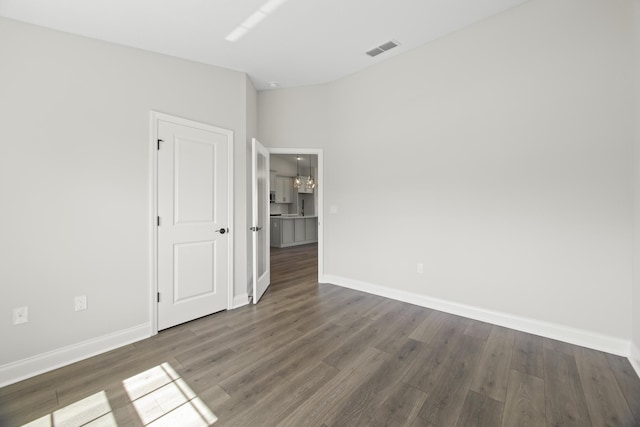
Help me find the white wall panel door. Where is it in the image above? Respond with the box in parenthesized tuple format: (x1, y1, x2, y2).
(251, 138, 270, 303)
(157, 117, 232, 330)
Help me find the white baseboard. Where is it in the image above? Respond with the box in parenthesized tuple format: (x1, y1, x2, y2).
(232, 293, 250, 309)
(0, 323, 150, 388)
(2, 282, 635, 388)
(322, 275, 631, 357)
(630, 342, 640, 378)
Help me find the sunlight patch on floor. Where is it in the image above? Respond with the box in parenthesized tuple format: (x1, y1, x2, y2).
(123, 362, 217, 426)
(21, 363, 216, 426)
(21, 391, 116, 427)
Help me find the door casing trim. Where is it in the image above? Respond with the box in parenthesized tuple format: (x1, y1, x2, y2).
(149, 111, 234, 336)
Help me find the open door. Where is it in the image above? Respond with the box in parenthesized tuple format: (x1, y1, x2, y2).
(251, 138, 270, 303)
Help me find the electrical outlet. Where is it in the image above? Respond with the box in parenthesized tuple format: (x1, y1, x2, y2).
(74, 296, 87, 311)
(417, 263, 424, 274)
(13, 306, 28, 325)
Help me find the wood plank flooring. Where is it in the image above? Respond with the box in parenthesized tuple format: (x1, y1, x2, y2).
(1, 243, 640, 426)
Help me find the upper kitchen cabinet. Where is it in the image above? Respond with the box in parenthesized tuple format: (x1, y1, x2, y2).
(269, 171, 276, 190)
(275, 176, 293, 203)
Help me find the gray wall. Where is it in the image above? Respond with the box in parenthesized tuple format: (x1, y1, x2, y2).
(259, 0, 636, 344)
(0, 17, 249, 367)
(633, 0, 640, 369)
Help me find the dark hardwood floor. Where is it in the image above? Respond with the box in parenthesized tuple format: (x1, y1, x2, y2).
(2, 243, 640, 426)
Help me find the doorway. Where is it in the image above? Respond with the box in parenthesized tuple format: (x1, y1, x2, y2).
(268, 148, 324, 287)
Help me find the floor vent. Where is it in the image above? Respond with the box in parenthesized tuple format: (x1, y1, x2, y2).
(366, 40, 400, 57)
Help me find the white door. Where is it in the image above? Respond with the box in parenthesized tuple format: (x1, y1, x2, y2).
(252, 138, 270, 303)
(157, 117, 232, 330)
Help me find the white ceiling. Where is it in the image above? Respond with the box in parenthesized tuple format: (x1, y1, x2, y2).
(0, 0, 529, 90)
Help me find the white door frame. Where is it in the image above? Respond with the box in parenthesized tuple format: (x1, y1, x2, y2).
(149, 111, 234, 335)
(269, 148, 324, 283)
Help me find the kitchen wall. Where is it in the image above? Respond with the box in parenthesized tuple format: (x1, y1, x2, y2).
(270, 204, 290, 215)
(259, 0, 636, 354)
(0, 17, 249, 381)
(270, 155, 298, 176)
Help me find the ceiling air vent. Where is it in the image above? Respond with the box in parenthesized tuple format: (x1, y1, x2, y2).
(365, 40, 400, 57)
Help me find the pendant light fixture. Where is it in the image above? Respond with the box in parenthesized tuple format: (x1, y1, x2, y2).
(307, 156, 316, 189)
(294, 155, 302, 189)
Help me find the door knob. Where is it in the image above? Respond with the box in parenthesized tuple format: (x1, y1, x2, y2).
(215, 228, 229, 234)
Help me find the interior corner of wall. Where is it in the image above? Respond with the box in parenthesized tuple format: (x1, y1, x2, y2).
(631, 341, 640, 378)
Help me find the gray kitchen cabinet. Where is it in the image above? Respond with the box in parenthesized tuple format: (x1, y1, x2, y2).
(270, 218, 281, 247)
(305, 218, 317, 241)
(294, 218, 306, 242)
(281, 218, 295, 245)
(270, 217, 318, 248)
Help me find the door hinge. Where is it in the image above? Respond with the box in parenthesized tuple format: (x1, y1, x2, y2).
(157, 139, 163, 150)
(157, 292, 160, 303)
(157, 216, 160, 226)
